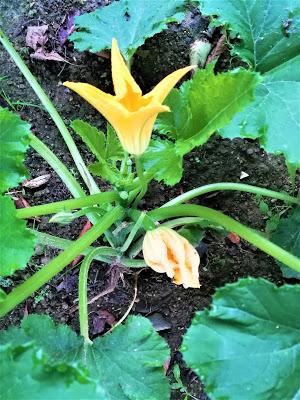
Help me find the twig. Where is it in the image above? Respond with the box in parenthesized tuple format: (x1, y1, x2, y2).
(206, 34, 227, 65)
(106, 273, 138, 334)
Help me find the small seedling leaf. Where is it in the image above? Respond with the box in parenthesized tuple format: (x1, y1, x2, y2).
(182, 277, 300, 400)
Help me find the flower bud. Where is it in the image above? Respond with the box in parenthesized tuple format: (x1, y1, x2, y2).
(142, 227, 200, 289)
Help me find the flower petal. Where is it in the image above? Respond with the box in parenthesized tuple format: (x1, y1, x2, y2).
(144, 65, 194, 103)
(64, 80, 128, 123)
(117, 104, 169, 155)
(143, 230, 174, 278)
(143, 227, 200, 289)
(111, 38, 142, 99)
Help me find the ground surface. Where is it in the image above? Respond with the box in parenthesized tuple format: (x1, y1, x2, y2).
(0, 1, 298, 399)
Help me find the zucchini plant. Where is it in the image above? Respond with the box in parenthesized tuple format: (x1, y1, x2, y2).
(0, 0, 299, 398)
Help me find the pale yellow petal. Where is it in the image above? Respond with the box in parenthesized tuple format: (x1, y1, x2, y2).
(176, 238, 200, 288)
(143, 230, 174, 278)
(111, 38, 142, 99)
(63, 81, 129, 128)
(144, 66, 194, 103)
(116, 104, 169, 155)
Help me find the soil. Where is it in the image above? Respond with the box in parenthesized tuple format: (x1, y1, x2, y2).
(0, 1, 299, 399)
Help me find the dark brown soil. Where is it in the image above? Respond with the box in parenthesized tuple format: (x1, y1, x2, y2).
(0, 1, 298, 399)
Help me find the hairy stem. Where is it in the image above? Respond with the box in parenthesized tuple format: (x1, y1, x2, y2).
(0, 29, 99, 194)
(0, 206, 124, 317)
(79, 248, 103, 343)
(132, 157, 147, 207)
(16, 191, 119, 219)
(149, 205, 300, 272)
(30, 133, 84, 198)
(163, 182, 300, 207)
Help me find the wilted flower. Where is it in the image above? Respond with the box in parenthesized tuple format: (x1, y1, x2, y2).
(64, 38, 193, 156)
(142, 227, 200, 289)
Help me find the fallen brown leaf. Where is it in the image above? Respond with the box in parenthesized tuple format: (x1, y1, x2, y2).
(26, 25, 67, 62)
(22, 174, 51, 189)
(26, 25, 48, 50)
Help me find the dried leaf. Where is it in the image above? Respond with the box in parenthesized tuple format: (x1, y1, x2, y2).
(26, 25, 48, 50)
(59, 10, 80, 45)
(31, 49, 66, 62)
(22, 174, 51, 189)
(26, 25, 66, 62)
(14, 196, 31, 209)
(92, 310, 116, 335)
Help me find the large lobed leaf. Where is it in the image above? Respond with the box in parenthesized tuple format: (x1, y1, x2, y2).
(146, 67, 258, 185)
(0, 196, 35, 277)
(0, 108, 30, 193)
(70, 0, 190, 60)
(182, 277, 300, 400)
(200, 0, 300, 73)
(0, 314, 170, 400)
(272, 207, 300, 279)
(200, 0, 300, 167)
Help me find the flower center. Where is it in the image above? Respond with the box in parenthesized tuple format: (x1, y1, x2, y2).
(118, 81, 152, 112)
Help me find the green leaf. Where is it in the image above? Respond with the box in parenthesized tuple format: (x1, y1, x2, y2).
(200, 0, 300, 73)
(0, 108, 30, 193)
(89, 315, 170, 399)
(200, 1, 300, 166)
(70, 0, 190, 60)
(0, 288, 6, 303)
(71, 120, 123, 161)
(89, 160, 120, 184)
(182, 277, 300, 400)
(0, 347, 97, 400)
(157, 67, 259, 146)
(105, 124, 124, 160)
(71, 120, 124, 184)
(0, 196, 35, 277)
(221, 56, 300, 166)
(71, 119, 106, 160)
(177, 225, 205, 247)
(153, 68, 258, 185)
(142, 138, 184, 185)
(271, 207, 300, 280)
(0, 314, 170, 400)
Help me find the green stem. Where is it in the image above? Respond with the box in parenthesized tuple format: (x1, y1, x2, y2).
(120, 152, 129, 175)
(121, 212, 145, 252)
(30, 133, 84, 198)
(33, 230, 146, 268)
(30, 133, 104, 228)
(163, 182, 300, 207)
(0, 29, 99, 195)
(149, 205, 300, 272)
(79, 248, 103, 343)
(161, 217, 206, 229)
(133, 157, 147, 207)
(16, 191, 119, 219)
(0, 206, 124, 317)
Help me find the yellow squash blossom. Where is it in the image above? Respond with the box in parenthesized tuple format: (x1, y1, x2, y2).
(143, 227, 200, 289)
(64, 39, 193, 156)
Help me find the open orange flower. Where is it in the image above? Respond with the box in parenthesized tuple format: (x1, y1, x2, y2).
(143, 227, 200, 289)
(64, 39, 193, 156)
